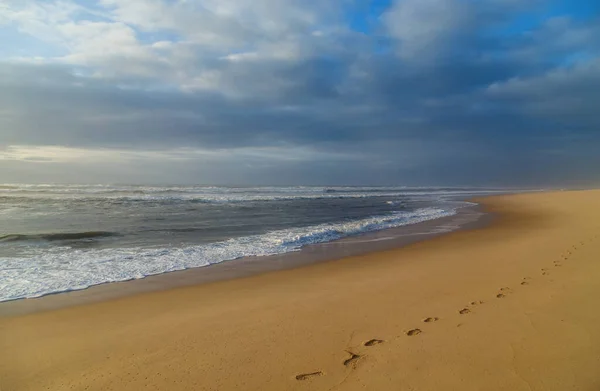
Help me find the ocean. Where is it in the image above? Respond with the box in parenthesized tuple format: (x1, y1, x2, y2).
(0, 185, 511, 302)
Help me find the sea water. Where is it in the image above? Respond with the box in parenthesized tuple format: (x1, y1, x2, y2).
(0, 185, 512, 301)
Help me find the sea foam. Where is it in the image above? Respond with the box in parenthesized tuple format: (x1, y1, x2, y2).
(0, 207, 455, 302)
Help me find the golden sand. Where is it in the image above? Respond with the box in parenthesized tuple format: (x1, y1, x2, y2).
(2, 190, 600, 390)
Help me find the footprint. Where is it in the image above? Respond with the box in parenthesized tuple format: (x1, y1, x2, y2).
(364, 339, 383, 347)
(423, 317, 439, 323)
(406, 328, 422, 336)
(498, 288, 511, 296)
(459, 308, 471, 315)
(542, 269, 550, 275)
(521, 281, 529, 285)
(296, 372, 323, 381)
(343, 352, 361, 367)
(470, 301, 484, 305)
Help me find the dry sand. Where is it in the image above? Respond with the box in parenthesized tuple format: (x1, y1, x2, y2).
(2, 190, 600, 391)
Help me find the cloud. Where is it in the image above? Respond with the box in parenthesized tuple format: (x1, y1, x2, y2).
(0, 0, 599, 186)
(382, 0, 539, 62)
(486, 57, 600, 129)
(383, 0, 473, 60)
(1, 0, 349, 92)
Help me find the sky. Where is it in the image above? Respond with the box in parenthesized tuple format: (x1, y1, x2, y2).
(0, 0, 599, 186)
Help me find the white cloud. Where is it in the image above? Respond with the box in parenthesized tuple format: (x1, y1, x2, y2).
(383, 0, 472, 60)
(57, 21, 159, 74)
(1, 0, 104, 43)
(382, 0, 541, 62)
(1, 0, 348, 95)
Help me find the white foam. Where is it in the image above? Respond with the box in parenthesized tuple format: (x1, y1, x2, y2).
(0, 184, 514, 203)
(0, 207, 456, 302)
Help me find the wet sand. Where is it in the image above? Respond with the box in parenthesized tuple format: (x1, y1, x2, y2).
(2, 190, 600, 390)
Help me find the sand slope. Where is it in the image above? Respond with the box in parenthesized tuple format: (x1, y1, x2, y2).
(2, 190, 600, 390)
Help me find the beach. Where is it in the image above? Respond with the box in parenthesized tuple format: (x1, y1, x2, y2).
(2, 189, 600, 390)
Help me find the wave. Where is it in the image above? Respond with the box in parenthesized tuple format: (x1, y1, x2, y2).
(0, 193, 411, 205)
(0, 231, 118, 243)
(0, 207, 455, 302)
(0, 190, 511, 206)
(1, 184, 515, 196)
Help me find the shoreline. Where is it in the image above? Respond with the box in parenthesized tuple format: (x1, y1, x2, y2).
(0, 200, 488, 316)
(3, 189, 600, 391)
